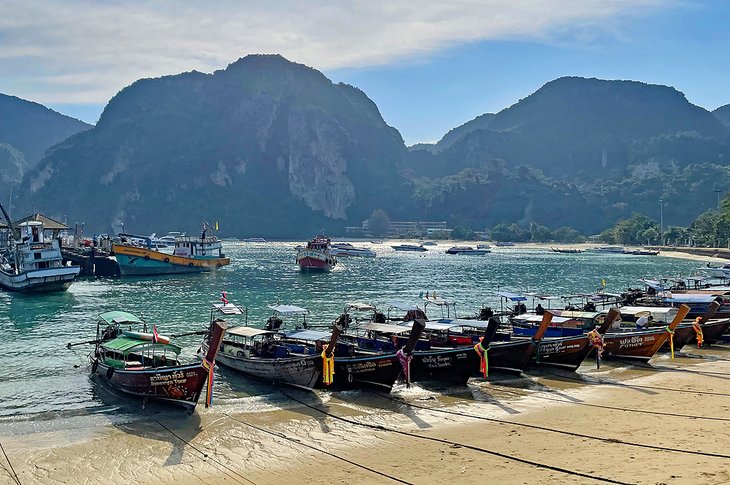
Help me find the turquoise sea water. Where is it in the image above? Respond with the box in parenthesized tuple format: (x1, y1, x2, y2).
(0, 242, 703, 424)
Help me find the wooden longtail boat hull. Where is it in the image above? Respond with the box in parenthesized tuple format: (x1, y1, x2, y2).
(93, 361, 209, 412)
(659, 324, 696, 352)
(694, 319, 730, 346)
(201, 341, 322, 389)
(408, 347, 474, 385)
(322, 354, 402, 391)
(600, 328, 672, 362)
(468, 340, 534, 377)
(530, 335, 593, 371)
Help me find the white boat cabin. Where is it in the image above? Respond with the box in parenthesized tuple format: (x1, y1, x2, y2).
(14, 221, 65, 272)
(173, 236, 224, 259)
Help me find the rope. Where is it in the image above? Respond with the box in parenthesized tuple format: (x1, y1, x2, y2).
(152, 418, 257, 485)
(278, 389, 630, 485)
(366, 391, 730, 459)
(0, 441, 20, 485)
(223, 413, 413, 484)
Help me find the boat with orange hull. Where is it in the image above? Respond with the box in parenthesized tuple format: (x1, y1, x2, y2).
(296, 235, 336, 272)
(114, 233, 230, 276)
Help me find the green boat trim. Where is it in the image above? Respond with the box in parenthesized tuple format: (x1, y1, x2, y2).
(99, 311, 144, 326)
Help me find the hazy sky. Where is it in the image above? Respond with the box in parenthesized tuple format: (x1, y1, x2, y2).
(1, 0, 727, 144)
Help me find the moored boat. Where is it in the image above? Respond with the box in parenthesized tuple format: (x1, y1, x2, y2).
(89, 311, 227, 413)
(114, 230, 230, 276)
(296, 235, 336, 272)
(330, 242, 376, 258)
(391, 243, 427, 252)
(445, 246, 490, 255)
(0, 208, 80, 292)
(551, 247, 583, 253)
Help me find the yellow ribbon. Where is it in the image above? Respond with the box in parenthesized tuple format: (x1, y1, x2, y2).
(321, 346, 335, 385)
(473, 338, 489, 378)
(665, 326, 675, 359)
(692, 318, 704, 348)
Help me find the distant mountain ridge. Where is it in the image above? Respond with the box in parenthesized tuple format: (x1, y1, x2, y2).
(17, 55, 406, 236)
(0, 94, 90, 193)
(9, 61, 730, 237)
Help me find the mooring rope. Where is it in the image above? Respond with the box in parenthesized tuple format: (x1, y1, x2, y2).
(222, 412, 414, 484)
(278, 389, 631, 485)
(0, 440, 20, 485)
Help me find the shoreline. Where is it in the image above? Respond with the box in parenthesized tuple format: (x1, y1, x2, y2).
(4, 350, 730, 484)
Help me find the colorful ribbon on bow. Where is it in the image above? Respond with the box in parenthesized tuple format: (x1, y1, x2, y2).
(665, 326, 675, 359)
(692, 317, 704, 348)
(321, 345, 335, 385)
(396, 349, 413, 387)
(202, 358, 215, 408)
(587, 329, 605, 369)
(473, 337, 490, 378)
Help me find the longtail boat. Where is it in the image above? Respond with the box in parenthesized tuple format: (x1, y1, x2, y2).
(89, 311, 227, 413)
(529, 308, 621, 371)
(205, 303, 346, 390)
(599, 304, 690, 362)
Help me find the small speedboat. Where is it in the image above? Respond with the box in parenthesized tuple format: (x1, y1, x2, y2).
(391, 244, 427, 252)
(330, 243, 376, 258)
(445, 246, 489, 255)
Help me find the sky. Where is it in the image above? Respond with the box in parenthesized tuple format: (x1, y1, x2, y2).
(1, 0, 728, 145)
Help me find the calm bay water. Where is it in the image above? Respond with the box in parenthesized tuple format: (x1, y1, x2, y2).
(0, 242, 703, 426)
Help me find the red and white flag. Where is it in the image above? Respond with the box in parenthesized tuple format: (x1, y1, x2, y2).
(152, 325, 160, 343)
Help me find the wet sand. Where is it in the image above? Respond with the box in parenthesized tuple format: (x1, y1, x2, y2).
(4, 347, 730, 484)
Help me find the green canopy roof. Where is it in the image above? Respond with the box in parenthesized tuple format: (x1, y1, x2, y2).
(99, 311, 144, 325)
(101, 336, 182, 355)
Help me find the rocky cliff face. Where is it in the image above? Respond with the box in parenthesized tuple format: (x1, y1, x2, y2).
(0, 94, 90, 201)
(19, 55, 405, 236)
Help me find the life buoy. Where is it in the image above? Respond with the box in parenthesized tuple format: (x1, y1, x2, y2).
(106, 366, 114, 379)
(164, 257, 170, 263)
(91, 359, 99, 373)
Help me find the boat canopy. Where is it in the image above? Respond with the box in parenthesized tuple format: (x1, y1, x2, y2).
(284, 329, 331, 341)
(513, 314, 570, 324)
(268, 304, 308, 315)
(662, 294, 719, 303)
(639, 279, 665, 290)
(402, 320, 456, 331)
(362, 323, 410, 334)
(552, 310, 600, 319)
(99, 311, 144, 325)
(388, 301, 419, 311)
(435, 318, 491, 329)
(228, 326, 274, 338)
(213, 302, 246, 315)
(523, 292, 561, 301)
(620, 306, 678, 317)
(101, 336, 182, 355)
(496, 291, 527, 302)
(346, 302, 377, 311)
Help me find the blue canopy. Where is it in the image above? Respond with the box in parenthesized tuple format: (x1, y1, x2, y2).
(284, 329, 331, 341)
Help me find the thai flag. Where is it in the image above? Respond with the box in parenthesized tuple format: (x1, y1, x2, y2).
(152, 325, 160, 343)
(220, 291, 229, 305)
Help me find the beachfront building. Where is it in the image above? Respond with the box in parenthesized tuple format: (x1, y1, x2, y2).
(346, 219, 452, 237)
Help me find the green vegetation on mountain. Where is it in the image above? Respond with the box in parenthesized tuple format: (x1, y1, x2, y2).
(17, 55, 407, 236)
(714, 105, 730, 129)
(8, 59, 730, 238)
(0, 94, 90, 199)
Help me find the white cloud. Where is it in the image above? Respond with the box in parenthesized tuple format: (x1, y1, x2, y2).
(0, 0, 671, 104)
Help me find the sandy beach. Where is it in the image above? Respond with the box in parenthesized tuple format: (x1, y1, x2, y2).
(4, 346, 730, 485)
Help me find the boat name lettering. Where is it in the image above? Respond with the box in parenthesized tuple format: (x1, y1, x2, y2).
(618, 335, 655, 348)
